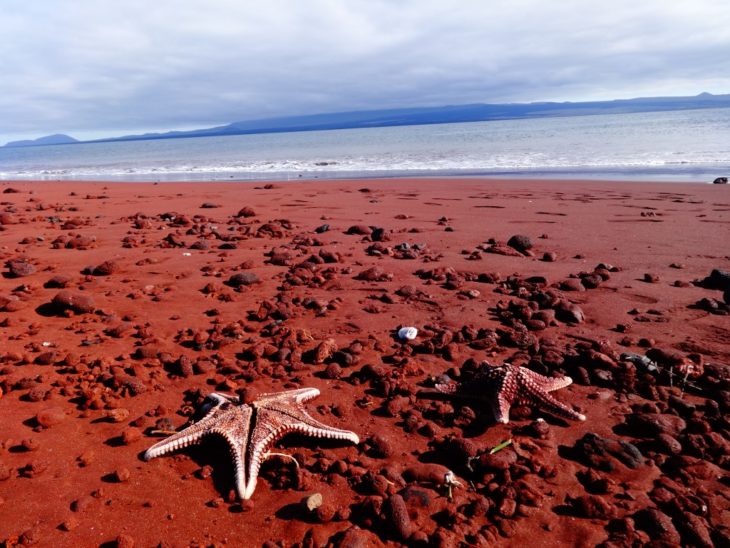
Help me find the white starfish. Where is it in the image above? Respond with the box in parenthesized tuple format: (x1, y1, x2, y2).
(435, 362, 586, 423)
(144, 387, 359, 499)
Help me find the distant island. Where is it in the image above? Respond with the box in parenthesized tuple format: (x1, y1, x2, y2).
(4, 133, 78, 148)
(5, 92, 730, 147)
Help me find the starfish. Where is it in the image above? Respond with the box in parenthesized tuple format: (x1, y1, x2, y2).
(144, 387, 359, 500)
(433, 362, 585, 424)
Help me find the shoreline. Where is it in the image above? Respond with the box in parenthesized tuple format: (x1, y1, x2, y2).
(0, 173, 725, 189)
(1, 177, 728, 546)
(0, 167, 724, 184)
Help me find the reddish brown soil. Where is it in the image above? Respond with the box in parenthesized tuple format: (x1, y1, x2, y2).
(0, 178, 728, 547)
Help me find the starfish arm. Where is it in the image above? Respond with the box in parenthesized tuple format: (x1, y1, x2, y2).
(254, 388, 359, 444)
(213, 406, 253, 499)
(524, 384, 586, 421)
(490, 367, 515, 423)
(243, 390, 359, 499)
(434, 381, 459, 395)
(491, 392, 512, 424)
(254, 387, 321, 406)
(522, 368, 574, 392)
(143, 393, 236, 460)
(143, 423, 207, 461)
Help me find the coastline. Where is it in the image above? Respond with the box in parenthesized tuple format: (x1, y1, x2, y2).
(1, 177, 728, 546)
(0, 166, 724, 184)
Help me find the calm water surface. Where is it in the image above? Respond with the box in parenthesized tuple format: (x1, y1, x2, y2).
(2, 108, 729, 182)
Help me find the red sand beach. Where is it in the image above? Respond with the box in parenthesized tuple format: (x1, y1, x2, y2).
(0, 178, 728, 547)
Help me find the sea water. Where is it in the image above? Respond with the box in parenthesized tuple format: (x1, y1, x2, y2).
(1, 108, 729, 182)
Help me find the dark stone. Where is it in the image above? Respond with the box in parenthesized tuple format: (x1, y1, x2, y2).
(699, 268, 730, 290)
(44, 275, 71, 288)
(654, 433, 682, 455)
(573, 432, 643, 470)
(634, 508, 681, 544)
(227, 272, 261, 287)
(560, 278, 585, 292)
(370, 227, 389, 242)
(346, 225, 371, 235)
(676, 512, 713, 548)
(51, 291, 95, 314)
(556, 301, 585, 323)
(507, 234, 533, 253)
(330, 526, 378, 548)
(568, 494, 616, 519)
(6, 259, 36, 277)
(383, 494, 413, 541)
(236, 206, 256, 217)
(581, 274, 603, 289)
(356, 266, 390, 282)
(92, 260, 119, 276)
(400, 486, 432, 509)
(369, 433, 394, 458)
(625, 413, 686, 438)
(713, 176, 728, 184)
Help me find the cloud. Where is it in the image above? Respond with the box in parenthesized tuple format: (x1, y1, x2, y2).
(1, 0, 729, 142)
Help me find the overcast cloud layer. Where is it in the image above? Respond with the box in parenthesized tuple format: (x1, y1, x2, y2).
(2, 0, 730, 143)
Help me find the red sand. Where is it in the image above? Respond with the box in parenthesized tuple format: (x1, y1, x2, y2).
(0, 178, 728, 547)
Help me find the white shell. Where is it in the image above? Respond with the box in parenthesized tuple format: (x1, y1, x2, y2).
(398, 326, 418, 340)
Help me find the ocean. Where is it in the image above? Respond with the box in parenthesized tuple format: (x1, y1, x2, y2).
(2, 108, 729, 183)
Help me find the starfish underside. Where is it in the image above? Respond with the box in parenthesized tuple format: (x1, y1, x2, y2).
(144, 387, 359, 499)
(435, 362, 586, 424)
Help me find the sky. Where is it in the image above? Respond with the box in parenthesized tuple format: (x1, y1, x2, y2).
(2, 0, 730, 144)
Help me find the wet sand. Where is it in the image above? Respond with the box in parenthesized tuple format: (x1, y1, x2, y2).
(0, 178, 728, 547)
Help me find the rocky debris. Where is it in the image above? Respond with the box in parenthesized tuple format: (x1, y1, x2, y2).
(44, 275, 71, 288)
(383, 494, 413, 541)
(484, 242, 524, 257)
(53, 234, 97, 250)
(572, 432, 644, 471)
(1, 181, 729, 547)
(313, 338, 338, 364)
(555, 300, 585, 323)
(345, 225, 372, 236)
(712, 176, 728, 184)
(226, 272, 261, 288)
(87, 260, 120, 276)
(625, 413, 687, 438)
(560, 278, 585, 292)
(6, 259, 36, 277)
(51, 291, 95, 314)
(507, 234, 533, 254)
(697, 268, 730, 291)
(567, 494, 617, 520)
(355, 266, 392, 282)
(634, 508, 682, 544)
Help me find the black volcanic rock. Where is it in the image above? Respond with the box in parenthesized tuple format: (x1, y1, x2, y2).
(507, 234, 533, 254)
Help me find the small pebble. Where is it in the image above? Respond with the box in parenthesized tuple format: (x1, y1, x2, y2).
(61, 516, 79, 531)
(303, 492, 323, 511)
(114, 467, 130, 482)
(121, 427, 142, 445)
(115, 533, 135, 548)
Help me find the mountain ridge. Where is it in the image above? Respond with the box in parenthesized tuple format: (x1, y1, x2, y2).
(4, 133, 79, 148)
(5, 92, 730, 147)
